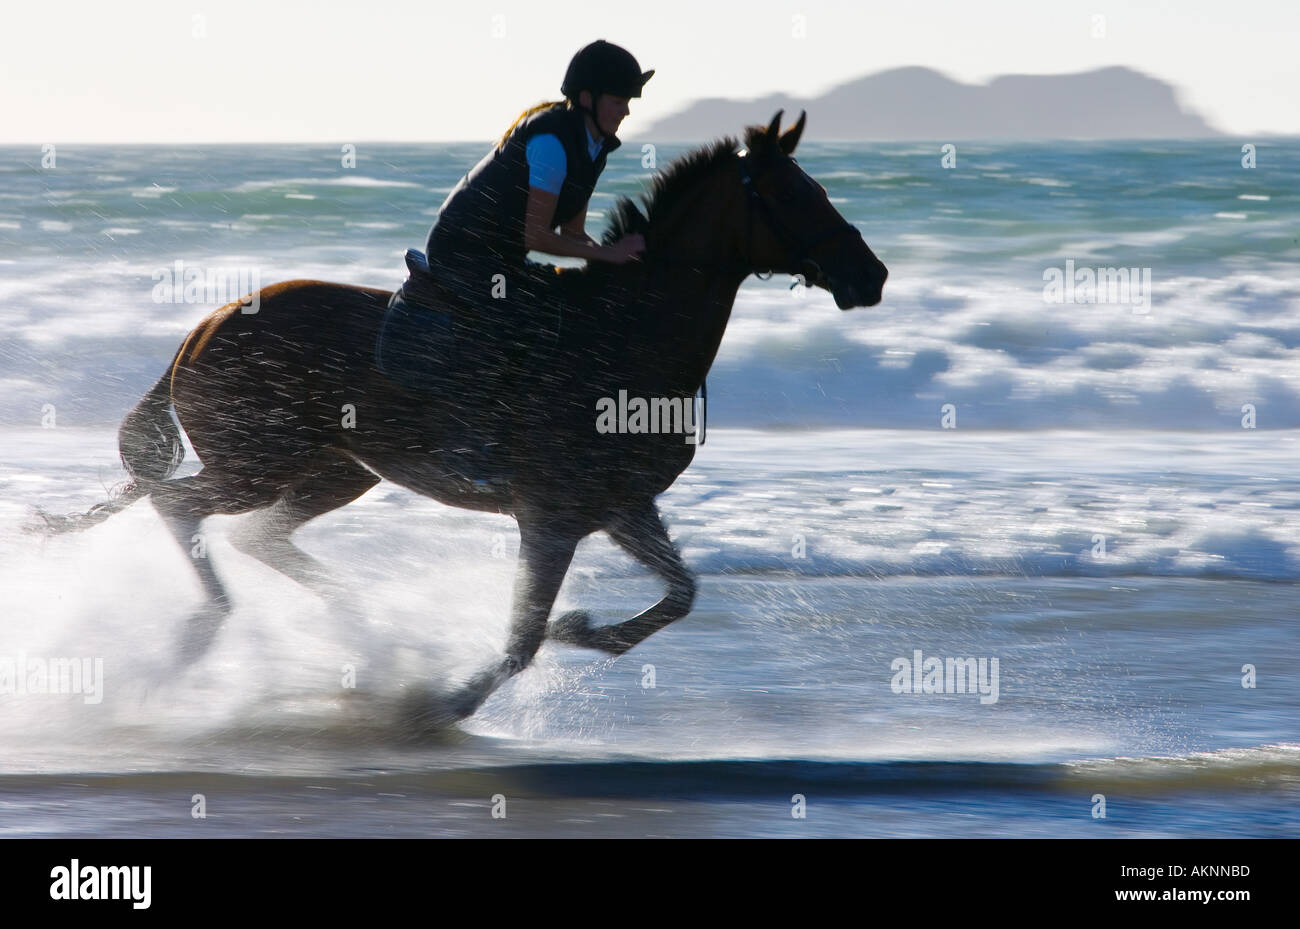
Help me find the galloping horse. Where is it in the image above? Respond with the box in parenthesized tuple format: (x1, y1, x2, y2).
(38, 111, 887, 724)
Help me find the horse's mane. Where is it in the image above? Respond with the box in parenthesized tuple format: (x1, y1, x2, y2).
(557, 125, 778, 292)
(597, 136, 739, 248)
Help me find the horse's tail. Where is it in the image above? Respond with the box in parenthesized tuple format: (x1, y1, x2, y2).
(30, 368, 185, 535)
(117, 368, 186, 484)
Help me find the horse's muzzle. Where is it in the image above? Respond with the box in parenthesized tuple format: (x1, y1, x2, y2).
(831, 269, 886, 309)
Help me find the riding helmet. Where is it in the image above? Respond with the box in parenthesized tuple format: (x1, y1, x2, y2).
(561, 40, 654, 100)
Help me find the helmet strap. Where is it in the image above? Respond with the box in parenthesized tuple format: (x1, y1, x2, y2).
(579, 91, 603, 138)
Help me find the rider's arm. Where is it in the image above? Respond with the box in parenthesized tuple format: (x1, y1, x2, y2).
(524, 187, 607, 260)
(521, 134, 635, 262)
(559, 199, 596, 247)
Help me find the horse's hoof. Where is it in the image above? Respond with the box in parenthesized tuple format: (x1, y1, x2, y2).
(549, 609, 593, 646)
(550, 610, 629, 655)
(396, 686, 474, 737)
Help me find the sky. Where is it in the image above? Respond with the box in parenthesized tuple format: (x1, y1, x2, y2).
(2, 0, 1297, 143)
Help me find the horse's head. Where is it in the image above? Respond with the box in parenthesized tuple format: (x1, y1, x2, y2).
(733, 111, 888, 309)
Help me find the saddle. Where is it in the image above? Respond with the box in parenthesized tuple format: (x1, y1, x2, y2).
(396, 248, 449, 311)
(375, 249, 705, 463)
(378, 248, 564, 390)
(374, 250, 456, 394)
(375, 250, 510, 488)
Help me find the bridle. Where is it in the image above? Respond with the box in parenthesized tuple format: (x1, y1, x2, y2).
(647, 149, 862, 286)
(736, 150, 863, 286)
(634, 150, 857, 287)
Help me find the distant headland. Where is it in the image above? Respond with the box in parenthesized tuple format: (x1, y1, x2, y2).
(637, 66, 1223, 141)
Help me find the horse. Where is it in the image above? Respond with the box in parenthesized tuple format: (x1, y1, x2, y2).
(35, 111, 888, 725)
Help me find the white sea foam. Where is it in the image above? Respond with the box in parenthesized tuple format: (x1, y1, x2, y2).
(231, 176, 424, 192)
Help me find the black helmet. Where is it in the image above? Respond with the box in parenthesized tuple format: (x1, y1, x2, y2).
(561, 40, 654, 101)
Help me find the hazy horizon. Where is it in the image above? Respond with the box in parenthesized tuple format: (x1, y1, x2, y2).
(2, 0, 1297, 144)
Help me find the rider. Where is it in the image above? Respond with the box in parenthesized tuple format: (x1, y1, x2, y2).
(377, 40, 653, 469)
(423, 39, 652, 304)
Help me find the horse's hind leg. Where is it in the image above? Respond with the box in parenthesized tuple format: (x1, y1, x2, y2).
(227, 451, 380, 596)
(149, 469, 288, 660)
(549, 499, 697, 655)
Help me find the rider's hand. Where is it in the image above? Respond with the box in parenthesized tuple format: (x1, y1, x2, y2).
(605, 234, 646, 264)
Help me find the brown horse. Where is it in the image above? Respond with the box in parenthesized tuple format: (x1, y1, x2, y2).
(37, 111, 887, 725)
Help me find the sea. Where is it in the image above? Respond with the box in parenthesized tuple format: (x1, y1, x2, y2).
(0, 137, 1297, 837)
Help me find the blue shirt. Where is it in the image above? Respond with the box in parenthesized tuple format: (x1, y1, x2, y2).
(525, 127, 604, 194)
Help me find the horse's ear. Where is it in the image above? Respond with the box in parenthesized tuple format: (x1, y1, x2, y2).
(744, 110, 787, 154)
(778, 110, 806, 155)
(765, 110, 784, 140)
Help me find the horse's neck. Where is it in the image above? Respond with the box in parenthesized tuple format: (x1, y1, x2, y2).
(641, 261, 746, 392)
(640, 183, 749, 389)
(685, 269, 746, 388)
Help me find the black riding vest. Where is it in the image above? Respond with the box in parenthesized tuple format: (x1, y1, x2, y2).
(426, 104, 620, 270)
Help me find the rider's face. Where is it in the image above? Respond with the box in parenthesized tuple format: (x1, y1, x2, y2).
(593, 94, 631, 136)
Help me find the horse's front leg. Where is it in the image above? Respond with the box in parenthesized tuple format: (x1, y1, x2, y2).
(549, 499, 697, 655)
(423, 516, 581, 725)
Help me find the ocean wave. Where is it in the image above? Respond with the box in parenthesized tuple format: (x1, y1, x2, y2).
(230, 176, 424, 192)
(2, 744, 1292, 798)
